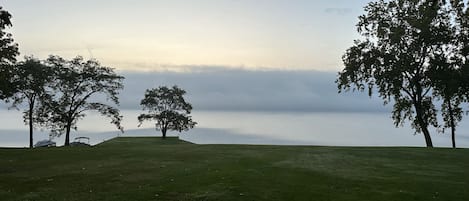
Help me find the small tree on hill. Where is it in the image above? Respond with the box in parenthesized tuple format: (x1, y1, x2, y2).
(138, 85, 196, 139)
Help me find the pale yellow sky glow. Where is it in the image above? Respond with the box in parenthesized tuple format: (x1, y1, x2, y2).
(3, 0, 369, 72)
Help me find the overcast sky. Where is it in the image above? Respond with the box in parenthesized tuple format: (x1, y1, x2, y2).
(3, 0, 370, 71)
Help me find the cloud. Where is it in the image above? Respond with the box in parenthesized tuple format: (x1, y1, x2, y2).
(118, 67, 389, 113)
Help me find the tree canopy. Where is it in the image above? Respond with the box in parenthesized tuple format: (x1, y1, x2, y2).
(138, 85, 197, 139)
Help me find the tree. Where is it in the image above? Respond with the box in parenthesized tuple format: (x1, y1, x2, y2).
(428, 0, 469, 148)
(43, 55, 124, 146)
(428, 64, 464, 148)
(8, 57, 53, 148)
(0, 6, 19, 99)
(455, 0, 469, 148)
(337, 0, 455, 147)
(138, 86, 196, 139)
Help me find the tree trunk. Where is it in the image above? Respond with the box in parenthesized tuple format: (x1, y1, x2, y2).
(447, 100, 456, 149)
(414, 102, 433, 148)
(28, 100, 34, 149)
(64, 123, 71, 146)
(161, 127, 167, 139)
(420, 122, 433, 148)
(451, 123, 456, 149)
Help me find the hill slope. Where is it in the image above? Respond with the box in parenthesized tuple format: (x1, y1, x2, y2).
(0, 137, 468, 201)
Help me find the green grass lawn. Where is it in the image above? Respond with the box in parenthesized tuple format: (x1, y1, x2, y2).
(1, 137, 468, 201)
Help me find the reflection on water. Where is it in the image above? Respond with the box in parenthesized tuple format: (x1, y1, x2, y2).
(1, 110, 468, 148)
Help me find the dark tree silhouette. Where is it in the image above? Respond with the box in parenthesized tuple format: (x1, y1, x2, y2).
(8, 57, 53, 148)
(429, 67, 464, 149)
(455, 0, 469, 148)
(0, 6, 19, 99)
(428, 0, 469, 148)
(337, 0, 455, 147)
(42, 56, 124, 146)
(138, 86, 196, 139)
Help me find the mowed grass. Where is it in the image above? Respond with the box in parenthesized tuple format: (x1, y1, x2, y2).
(1, 137, 468, 201)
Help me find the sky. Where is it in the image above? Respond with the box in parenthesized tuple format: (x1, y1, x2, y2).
(2, 0, 370, 71)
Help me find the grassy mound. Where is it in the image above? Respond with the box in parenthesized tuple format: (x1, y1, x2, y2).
(0, 137, 468, 201)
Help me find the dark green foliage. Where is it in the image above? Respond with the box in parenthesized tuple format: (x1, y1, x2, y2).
(0, 64, 15, 99)
(41, 56, 124, 146)
(8, 57, 53, 148)
(0, 137, 468, 201)
(138, 86, 196, 138)
(0, 6, 19, 99)
(437, 0, 469, 149)
(0, 6, 18, 64)
(425, 0, 469, 148)
(337, 0, 457, 147)
(428, 64, 465, 148)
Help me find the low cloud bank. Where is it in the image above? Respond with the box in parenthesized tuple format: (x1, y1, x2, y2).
(0, 67, 389, 112)
(119, 67, 389, 112)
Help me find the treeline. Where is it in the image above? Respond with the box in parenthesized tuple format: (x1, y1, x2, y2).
(1, 54, 199, 147)
(2, 56, 124, 147)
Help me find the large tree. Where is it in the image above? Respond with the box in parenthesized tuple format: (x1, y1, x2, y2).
(337, 0, 455, 147)
(138, 86, 197, 139)
(8, 57, 53, 148)
(0, 6, 19, 99)
(43, 56, 124, 146)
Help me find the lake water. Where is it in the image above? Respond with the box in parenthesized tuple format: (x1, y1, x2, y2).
(1, 109, 468, 148)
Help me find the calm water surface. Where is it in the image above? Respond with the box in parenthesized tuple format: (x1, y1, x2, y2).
(1, 109, 468, 148)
